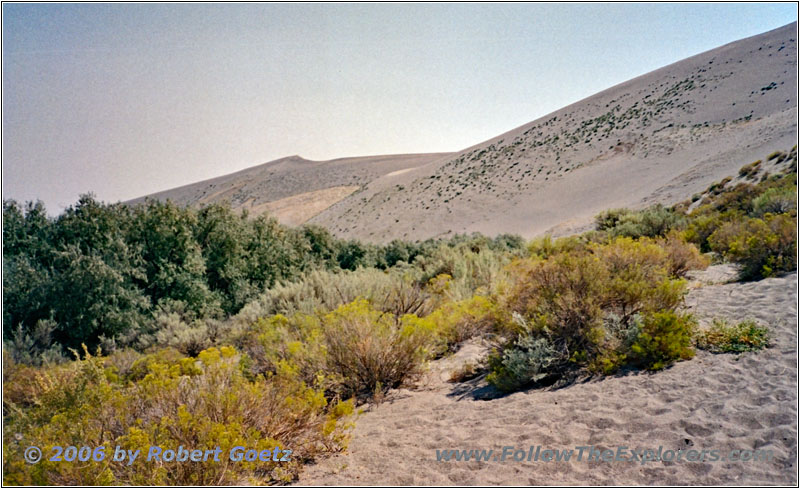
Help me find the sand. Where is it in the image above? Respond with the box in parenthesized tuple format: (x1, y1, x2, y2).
(129, 23, 797, 245)
(298, 267, 797, 485)
(309, 22, 797, 242)
(241, 185, 361, 226)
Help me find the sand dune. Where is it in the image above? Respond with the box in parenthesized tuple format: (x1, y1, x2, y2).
(239, 186, 361, 226)
(129, 23, 796, 245)
(127, 153, 451, 222)
(311, 22, 797, 242)
(299, 268, 797, 485)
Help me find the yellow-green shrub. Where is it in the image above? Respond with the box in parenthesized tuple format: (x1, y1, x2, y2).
(501, 252, 607, 352)
(322, 299, 432, 398)
(526, 234, 587, 259)
(487, 237, 691, 390)
(409, 295, 497, 354)
(696, 319, 769, 353)
(708, 213, 797, 279)
(591, 237, 686, 321)
(3, 347, 353, 485)
(631, 312, 696, 370)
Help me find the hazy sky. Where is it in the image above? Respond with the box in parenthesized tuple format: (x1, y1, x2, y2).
(3, 3, 797, 212)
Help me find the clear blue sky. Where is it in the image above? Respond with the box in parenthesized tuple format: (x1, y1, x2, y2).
(3, 3, 797, 211)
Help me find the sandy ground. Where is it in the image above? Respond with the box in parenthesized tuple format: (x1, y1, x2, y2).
(299, 268, 797, 485)
(242, 185, 361, 226)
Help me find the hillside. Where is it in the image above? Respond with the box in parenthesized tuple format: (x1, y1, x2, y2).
(128, 153, 452, 227)
(134, 22, 797, 241)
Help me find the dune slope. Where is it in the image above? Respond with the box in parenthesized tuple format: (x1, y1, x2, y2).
(131, 23, 796, 242)
(311, 22, 797, 242)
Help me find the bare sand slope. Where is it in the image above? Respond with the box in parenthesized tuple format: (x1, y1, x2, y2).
(311, 22, 797, 242)
(128, 23, 796, 241)
(127, 153, 451, 225)
(299, 270, 797, 485)
(240, 186, 361, 227)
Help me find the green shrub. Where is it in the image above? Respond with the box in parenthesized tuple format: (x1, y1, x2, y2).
(651, 231, 709, 277)
(708, 214, 797, 279)
(2, 346, 353, 485)
(595, 208, 633, 231)
(739, 160, 762, 178)
(631, 311, 696, 370)
(3, 319, 64, 366)
(598, 205, 685, 239)
(487, 332, 559, 392)
(684, 211, 736, 252)
(752, 186, 797, 216)
(696, 319, 769, 353)
(767, 151, 784, 161)
(322, 299, 432, 398)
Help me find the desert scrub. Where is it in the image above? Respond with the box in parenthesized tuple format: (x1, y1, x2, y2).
(708, 213, 796, 280)
(590, 237, 687, 320)
(651, 231, 709, 277)
(739, 160, 762, 178)
(630, 311, 696, 370)
(487, 332, 560, 392)
(752, 185, 797, 216)
(237, 295, 491, 399)
(527, 234, 587, 259)
(487, 237, 691, 391)
(322, 299, 433, 398)
(405, 295, 498, 355)
(234, 267, 421, 322)
(595, 204, 685, 238)
(2, 346, 353, 485)
(696, 319, 769, 353)
(233, 312, 331, 389)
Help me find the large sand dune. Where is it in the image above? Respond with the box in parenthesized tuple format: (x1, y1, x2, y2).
(127, 153, 452, 226)
(299, 268, 798, 485)
(131, 23, 796, 243)
(310, 22, 797, 242)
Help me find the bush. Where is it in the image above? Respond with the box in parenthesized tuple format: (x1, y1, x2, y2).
(597, 205, 685, 239)
(739, 160, 762, 178)
(595, 209, 633, 231)
(412, 242, 511, 301)
(488, 235, 692, 390)
(322, 299, 432, 398)
(591, 237, 686, 321)
(235, 267, 431, 324)
(527, 235, 586, 259)
(752, 186, 796, 216)
(630, 311, 696, 370)
(652, 231, 709, 277)
(487, 333, 559, 392)
(2, 346, 353, 485)
(708, 214, 797, 280)
(696, 319, 769, 353)
(501, 252, 607, 354)
(405, 295, 497, 355)
(3, 319, 64, 366)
